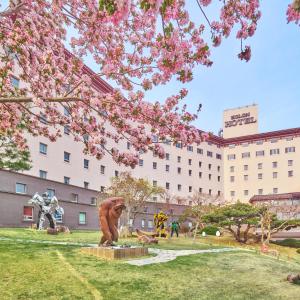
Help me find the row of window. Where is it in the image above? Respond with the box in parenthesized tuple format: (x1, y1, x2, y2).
(230, 160, 294, 172)
(228, 147, 296, 160)
(23, 206, 87, 224)
(230, 170, 294, 182)
(15, 183, 96, 205)
(228, 137, 294, 149)
(230, 188, 280, 197)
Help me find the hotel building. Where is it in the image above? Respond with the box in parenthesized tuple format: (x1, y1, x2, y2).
(1, 65, 299, 228)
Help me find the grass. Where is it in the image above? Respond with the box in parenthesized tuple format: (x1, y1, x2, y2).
(1, 229, 300, 299)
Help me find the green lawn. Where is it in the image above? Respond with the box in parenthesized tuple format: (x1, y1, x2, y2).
(1, 229, 300, 300)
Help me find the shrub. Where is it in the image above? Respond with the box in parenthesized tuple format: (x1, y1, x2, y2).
(200, 226, 219, 236)
(271, 239, 300, 248)
(296, 249, 300, 254)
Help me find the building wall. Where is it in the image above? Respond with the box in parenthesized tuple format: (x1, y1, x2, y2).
(224, 130, 300, 202)
(23, 132, 224, 204)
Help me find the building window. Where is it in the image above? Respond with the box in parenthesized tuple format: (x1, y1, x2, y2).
(207, 151, 213, 157)
(244, 175, 248, 181)
(230, 191, 235, 197)
(273, 188, 278, 194)
(11, 76, 20, 88)
(272, 162, 278, 168)
(148, 220, 153, 228)
(199, 188, 203, 193)
(79, 212, 86, 225)
(258, 173, 263, 180)
(153, 162, 157, 169)
(166, 153, 170, 160)
(126, 142, 131, 150)
(199, 161, 202, 168)
(47, 189, 55, 198)
(244, 190, 249, 196)
(176, 142, 182, 149)
(91, 197, 96, 205)
(258, 189, 263, 195)
(273, 172, 278, 179)
(288, 160, 293, 166)
(177, 167, 181, 174)
(209, 174, 212, 180)
(177, 156, 181, 163)
(115, 170, 119, 177)
(139, 159, 143, 167)
(285, 147, 296, 153)
(64, 107, 70, 117)
(153, 180, 157, 187)
(23, 206, 33, 221)
(197, 148, 203, 154)
(208, 164, 212, 170)
(165, 165, 170, 172)
(216, 154, 222, 160)
(100, 186, 105, 192)
(187, 146, 193, 152)
(188, 159, 192, 166)
(258, 163, 263, 169)
(72, 193, 79, 202)
(166, 182, 170, 190)
(218, 191, 221, 196)
(227, 154, 236, 160)
(141, 219, 145, 228)
(256, 151, 265, 157)
(218, 176, 221, 182)
(230, 166, 235, 172)
(189, 186, 192, 193)
(39, 143, 47, 155)
(64, 151, 70, 162)
(39, 170, 47, 179)
(288, 170, 294, 177)
(16, 183, 27, 194)
(100, 165, 105, 174)
(199, 172, 202, 178)
(188, 170, 192, 176)
(242, 152, 250, 158)
(64, 176, 70, 185)
(39, 113, 48, 124)
(256, 140, 263, 145)
(178, 184, 182, 191)
(217, 166, 221, 172)
(54, 210, 63, 223)
(244, 165, 248, 171)
(209, 189, 212, 195)
(230, 176, 234, 182)
(64, 125, 70, 135)
(84, 159, 89, 169)
(270, 149, 280, 155)
(84, 181, 89, 189)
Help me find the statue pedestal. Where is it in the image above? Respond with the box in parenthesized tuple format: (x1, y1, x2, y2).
(80, 246, 148, 260)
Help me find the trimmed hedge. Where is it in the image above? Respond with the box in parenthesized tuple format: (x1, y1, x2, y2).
(271, 239, 300, 248)
(199, 226, 220, 236)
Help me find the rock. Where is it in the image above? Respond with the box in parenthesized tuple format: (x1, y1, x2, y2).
(57, 225, 70, 233)
(47, 228, 58, 235)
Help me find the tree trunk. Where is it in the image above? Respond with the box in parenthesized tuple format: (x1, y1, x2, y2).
(243, 224, 251, 243)
(193, 222, 199, 242)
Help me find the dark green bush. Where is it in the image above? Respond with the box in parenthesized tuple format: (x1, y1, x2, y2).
(199, 226, 220, 236)
(296, 249, 300, 254)
(271, 239, 300, 248)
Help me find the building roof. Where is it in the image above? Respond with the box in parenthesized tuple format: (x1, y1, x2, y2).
(222, 127, 300, 146)
(249, 192, 300, 203)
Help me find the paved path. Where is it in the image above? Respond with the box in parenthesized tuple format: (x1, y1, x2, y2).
(127, 248, 239, 266)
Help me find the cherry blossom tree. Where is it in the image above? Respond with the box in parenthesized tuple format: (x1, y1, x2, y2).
(0, 1, 299, 167)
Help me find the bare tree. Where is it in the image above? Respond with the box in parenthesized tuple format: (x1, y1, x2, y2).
(106, 172, 165, 234)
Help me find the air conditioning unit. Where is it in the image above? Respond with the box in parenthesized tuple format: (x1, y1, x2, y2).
(23, 216, 33, 221)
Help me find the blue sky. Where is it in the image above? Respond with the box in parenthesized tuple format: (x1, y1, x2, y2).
(134, 1, 300, 135)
